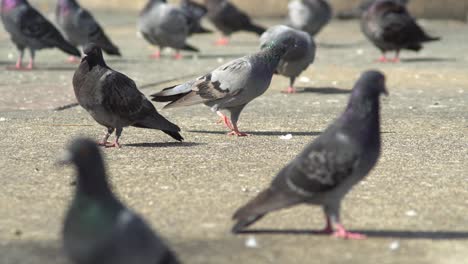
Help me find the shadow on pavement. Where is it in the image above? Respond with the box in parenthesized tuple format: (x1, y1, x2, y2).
(237, 229, 468, 240)
(296, 87, 351, 94)
(125, 142, 204, 148)
(401, 57, 457, 63)
(0, 240, 68, 264)
(188, 130, 321, 136)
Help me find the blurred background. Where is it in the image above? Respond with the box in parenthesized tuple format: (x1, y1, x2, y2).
(30, 0, 468, 20)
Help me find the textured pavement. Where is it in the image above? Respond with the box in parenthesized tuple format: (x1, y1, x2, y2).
(0, 13, 467, 264)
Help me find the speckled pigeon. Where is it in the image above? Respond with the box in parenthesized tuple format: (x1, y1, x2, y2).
(204, 0, 266, 46)
(180, 0, 211, 35)
(55, 0, 121, 61)
(73, 43, 183, 148)
(138, 0, 199, 59)
(0, 0, 80, 69)
(361, 0, 440, 62)
(61, 138, 180, 264)
(151, 36, 296, 136)
(260, 25, 316, 94)
(232, 70, 388, 239)
(287, 0, 332, 37)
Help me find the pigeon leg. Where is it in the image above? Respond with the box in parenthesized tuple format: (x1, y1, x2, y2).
(281, 77, 297, 94)
(98, 127, 115, 146)
(215, 36, 229, 46)
(174, 51, 183, 60)
(317, 215, 333, 234)
(377, 52, 388, 63)
(216, 111, 233, 130)
(325, 205, 366, 239)
(228, 123, 249, 137)
(16, 49, 24, 69)
(391, 50, 400, 63)
(150, 49, 161, 59)
(106, 127, 122, 148)
(26, 49, 35, 70)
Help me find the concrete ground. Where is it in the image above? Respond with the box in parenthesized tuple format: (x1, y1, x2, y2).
(0, 12, 467, 264)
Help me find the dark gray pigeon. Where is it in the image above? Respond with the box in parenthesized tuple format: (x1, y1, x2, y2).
(337, 0, 409, 20)
(60, 138, 180, 264)
(361, 0, 440, 62)
(55, 0, 121, 61)
(232, 70, 388, 239)
(138, 0, 199, 60)
(73, 43, 183, 148)
(287, 0, 332, 37)
(180, 0, 211, 35)
(151, 36, 296, 136)
(204, 0, 266, 45)
(260, 25, 316, 94)
(0, 0, 80, 69)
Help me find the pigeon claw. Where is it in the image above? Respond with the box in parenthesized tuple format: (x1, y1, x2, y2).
(150, 51, 161, 59)
(332, 224, 366, 240)
(215, 37, 229, 46)
(228, 131, 249, 137)
(377, 56, 388, 63)
(281, 86, 297, 94)
(174, 53, 183, 60)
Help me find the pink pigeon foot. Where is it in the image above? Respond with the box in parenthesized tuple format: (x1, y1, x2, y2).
(215, 37, 229, 46)
(67, 56, 80, 63)
(216, 111, 233, 130)
(104, 140, 121, 148)
(316, 217, 334, 234)
(26, 60, 34, 70)
(150, 50, 161, 59)
(332, 224, 366, 240)
(281, 86, 297, 94)
(377, 55, 388, 63)
(174, 53, 183, 60)
(391, 57, 400, 63)
(228, 130, 249, 137)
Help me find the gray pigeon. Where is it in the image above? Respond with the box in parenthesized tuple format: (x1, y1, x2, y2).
(151, 36, 296, 136)
(337, 0, 409, 20)
(260, 25, 316, 94)
(73, 43, 183, 148)
(0, 0, 81, 69)
(232, 70, 388, 239)
(287, 0, 332, 37)
(138, 0, 199, 60)
(361, 0, 440, 62)
(55, 0, 121, 61)
(204, 0, 266, 46)
(60, 138, 180, 264)
(180, 0, 212, 35)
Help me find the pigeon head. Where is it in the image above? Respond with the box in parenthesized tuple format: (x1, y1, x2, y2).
(2, 0, 24, 10)
(59, 138, 111, 197)
(263, 35, 297, 56)
(353, 70, 388, 97)
(369, 0, 406, 15)
(83, 43, 106, 66)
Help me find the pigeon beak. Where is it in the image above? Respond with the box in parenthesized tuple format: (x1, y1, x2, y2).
(55, 150, 72, 166)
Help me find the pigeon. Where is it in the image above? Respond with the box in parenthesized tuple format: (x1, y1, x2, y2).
(361, 0, 440, 62)
(138, 0, 199, 60)
(337, 0, 409, 20)
(73, 43, 183, 148)
(180, 0, 212, 35)
(232, 70, 388, 239)
(204, 0, 266, 46)
(287, 0, 332, 37)
(0, 0, 81, 69)
(55, 0, 121, 62)
(60, 138, 180, 264)
(151, 36, 296, 136)
(260, 25, 316, 94)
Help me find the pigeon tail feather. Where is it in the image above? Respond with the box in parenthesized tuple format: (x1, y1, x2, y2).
(58, 41, 81, 57)
(245, 23, 266, 35)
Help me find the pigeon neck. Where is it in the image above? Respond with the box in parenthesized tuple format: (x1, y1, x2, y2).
(84, 55, 107, 69)
(58, 0, 78, 10)
(342, 93, 381, 143)
(257, 47, 285, 71)
(76, 163, 113, 199)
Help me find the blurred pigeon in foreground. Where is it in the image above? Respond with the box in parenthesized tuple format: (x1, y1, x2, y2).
(151, 36, 296, 136)
(138, 0, 199, 59)
(337, 0, 409, 20)
(55, 0, 121, 62)
(232, 70, 388, 239)
(73, 43, 183, 148)
(361, 0, 440, 62)
(204, 0, 266, 45)
(260, 25, 316, 94)
(0, 0, 80, 69)
(180, 0, 211, 35)
(61, 138, 180, 264)
(287, 0, 332, 37)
